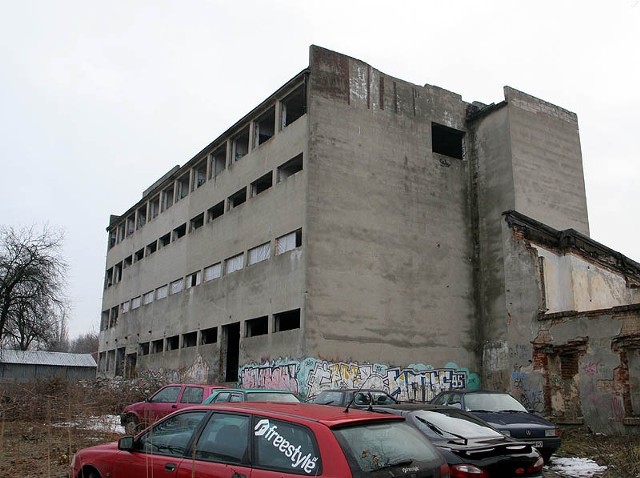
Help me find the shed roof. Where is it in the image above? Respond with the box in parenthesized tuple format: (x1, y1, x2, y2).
(0, 350, 97, 367)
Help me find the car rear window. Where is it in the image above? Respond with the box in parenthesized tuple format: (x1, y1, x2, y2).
(253, 417, 321, 475)
(333, 421, 442, 473)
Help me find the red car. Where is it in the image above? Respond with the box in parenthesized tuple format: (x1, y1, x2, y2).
(73, 402, 450, 478)
(120, 383, 225, 434)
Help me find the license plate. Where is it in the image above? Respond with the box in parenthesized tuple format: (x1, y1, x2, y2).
(533, 441, 544, 448)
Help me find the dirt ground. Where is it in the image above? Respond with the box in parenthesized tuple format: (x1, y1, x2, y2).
(0, 420, 635, 478)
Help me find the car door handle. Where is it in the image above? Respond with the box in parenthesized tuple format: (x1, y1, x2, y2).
(165, 462, 177, 472)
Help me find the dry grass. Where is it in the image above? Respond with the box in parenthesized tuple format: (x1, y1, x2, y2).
(1, 379, 638, 478)
(556, 425, 640, 478)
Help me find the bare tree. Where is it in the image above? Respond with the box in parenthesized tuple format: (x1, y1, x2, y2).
(0, 225, 68, 350)
(68, 331, 99, 354)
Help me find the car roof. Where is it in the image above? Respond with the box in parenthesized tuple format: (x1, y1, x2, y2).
(214, 388, 295, 393)
(187, 402, 405, 428)
(320, 388, 389, 393)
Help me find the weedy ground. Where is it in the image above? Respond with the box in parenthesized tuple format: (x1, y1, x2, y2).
(0, 379, 638, 478)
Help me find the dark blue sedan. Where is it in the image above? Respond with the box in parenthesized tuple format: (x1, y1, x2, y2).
(430, 390, 560, 462)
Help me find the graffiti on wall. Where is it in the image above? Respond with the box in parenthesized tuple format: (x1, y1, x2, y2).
(239, 357, 479, 401)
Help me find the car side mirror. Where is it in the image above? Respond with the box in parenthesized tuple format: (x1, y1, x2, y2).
(118, 437, 135, 451)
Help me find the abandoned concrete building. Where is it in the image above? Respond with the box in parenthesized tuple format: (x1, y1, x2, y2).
(98, 45, 640, 434)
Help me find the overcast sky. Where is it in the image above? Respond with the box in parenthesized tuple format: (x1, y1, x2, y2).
(1, 1, 638, 340)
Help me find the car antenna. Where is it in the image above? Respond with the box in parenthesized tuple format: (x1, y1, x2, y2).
(343, 375, 373, 413)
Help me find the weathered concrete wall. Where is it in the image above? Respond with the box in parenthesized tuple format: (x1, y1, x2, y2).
(238, 356, 478, 402)
(305, 46, 477, 372)
(506, 87, 589, 236)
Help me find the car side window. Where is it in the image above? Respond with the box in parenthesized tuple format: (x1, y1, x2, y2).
(137, 411, 207, 457)
(229, 393, 244, 402)
(253, 417, 321, 475)
(432, 393, 448, 405)
(150, 386, 181, 403)
(213, 392, 231, 402)
(194, 413, 250, 464)
(181, 386, 204, 404)
(354, 393, 370, 405)
(372, 392, 395, 405)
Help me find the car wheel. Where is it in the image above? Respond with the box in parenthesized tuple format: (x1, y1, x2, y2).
(81, 467, 101, 478)
(124, 416, 140, 435)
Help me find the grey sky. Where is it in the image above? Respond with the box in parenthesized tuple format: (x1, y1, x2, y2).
(1, 0, 638, 339)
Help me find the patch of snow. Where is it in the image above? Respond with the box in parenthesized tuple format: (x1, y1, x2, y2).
(548, 457, 607, 478)
(55, 415, 125, 434)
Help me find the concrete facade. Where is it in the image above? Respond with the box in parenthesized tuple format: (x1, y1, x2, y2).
(98, 46, 639, 433)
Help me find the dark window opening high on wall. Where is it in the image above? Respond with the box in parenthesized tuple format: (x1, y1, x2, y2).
(277, 154, 303, 182)
(251, 172, 273, 197)
(246, 316, 269, 337)
(211, 145, 227, 178)
(274, 309, 301, 332)
(228, 188, 247, 209)
(232, 127, 250, 161)
(432, 123, 465, 160)
(208, 201, 225, 222)
(255, 106, 276, 146)
(201, 327, 217, 345)
(281, 84, 306, 128)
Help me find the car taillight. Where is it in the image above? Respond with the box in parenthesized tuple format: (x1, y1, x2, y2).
(527, 455, 545, 474)
(449, 464, 489, 478)
(440, 463, 451, 477)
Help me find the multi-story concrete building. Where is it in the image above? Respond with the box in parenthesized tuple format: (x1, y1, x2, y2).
(99, 46, 640, 434)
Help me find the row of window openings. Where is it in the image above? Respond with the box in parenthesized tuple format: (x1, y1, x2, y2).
(104, 155, 303, 287)
(109, 84, 306, 248)
(102, 229, 302, 329)
(135, 309, 301, 356)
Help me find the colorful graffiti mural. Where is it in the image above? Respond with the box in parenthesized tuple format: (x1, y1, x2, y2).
(239, 357, 479, 401)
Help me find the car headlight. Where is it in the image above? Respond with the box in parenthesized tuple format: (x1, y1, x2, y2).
(545, 428, 558, 437)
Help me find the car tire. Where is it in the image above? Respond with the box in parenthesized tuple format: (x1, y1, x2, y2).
(124, 415, 140, 435)
(81, 467, 101, 478)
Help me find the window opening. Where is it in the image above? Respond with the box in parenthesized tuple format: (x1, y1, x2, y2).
(200, 327, 217, 345)
(246, 316, 268, 337)
(134, 248, 144, 262)
(232, 127, 249, 161)
(281, 83, 306, 128)
(173, 223, 187, 240)
(186, 270, 202, 288)
(114, 262, 122, 283)
(105, 267, 113, 288)
(117, 224, 125, 242)
(204, 263, 222, 281)
(149, 195, 160, 219)
(207, 201, 225, 222)
(139, 342, 150, 356)
(126, 215, 135, 237)
(254, 106, 276, 147)
(131, 296, 142, 310)
(193, 160, 207, 190)
(170, 278, 184, 295)
(166, 335, 179, 350)
(121, 300, 130, 314)
(251, 172, 273, 197)
(248, 242, 270, 265)
(432, 122, 465, 160)
(108, 230, 117, 249)
(277, 153, 303, 182)
(100, 310, 109, 330)
(146, 240, 158, 256)
(176, 173, 190, 201)
(211, 144, 227, 178)
(228, 188, 246, 209)
(182, 331, 197, 348)
(151, 339, 164, 354)
(109, 306, 119, 328)
(190, 213, 204, 232)
(276, 229, 302, 255)
(162, 184, 175, 211)
(159, 232, 171, 248)
(136, 205, 147, 229)
(274, 309, 301, 332)
(143, 290, 154, 305)
(123, 255, 132, 269)
(156, 284, 169, 300)
(225, 253, 244, 274)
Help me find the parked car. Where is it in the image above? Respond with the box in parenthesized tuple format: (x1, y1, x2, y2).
(430, 390, 560, 462)
(310, 388, 399, 408)
(202, 388, 301, 404)
(374, 403, 544, 477)
(71, 402, 450, 478)
(120, 383, 225, 434)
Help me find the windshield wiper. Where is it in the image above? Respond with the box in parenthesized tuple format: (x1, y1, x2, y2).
(415, 417, 468, 445)
(376, 458, 413, 470)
